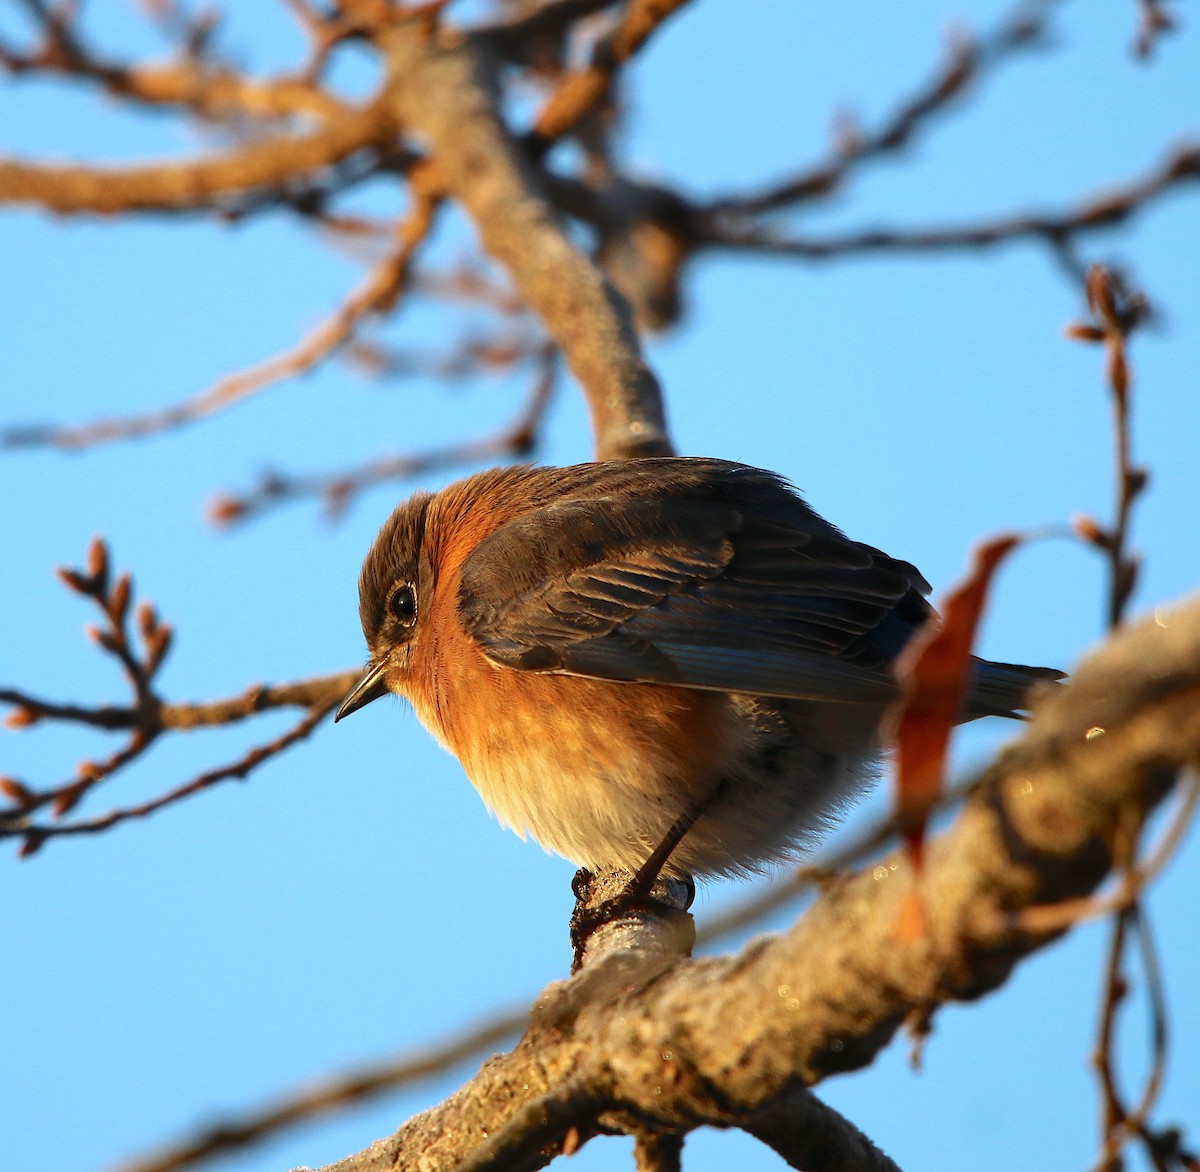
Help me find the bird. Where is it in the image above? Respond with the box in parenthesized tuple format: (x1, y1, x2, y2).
(336, 458, 1058, 890)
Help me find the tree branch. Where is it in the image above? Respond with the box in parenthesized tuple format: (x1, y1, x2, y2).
(529, 0, 695, 146)
(4, 165, 440, 451)
(314, 592, 1200, 1170)
(0, 30, 348, 122)
(700, 143, 1200, 260)
(5, 696, 340, 855)
(705, 0, 1061, 218)
(381, 19, 672, 460)
(112, 1008, 526, 1172)
(745, 1087, 902, 1172)
(207, 340, 560, 525)
(482, 0, 623, 55)
(0, 100, 396, 215)
(632, 1130, 684, 1172)
(0, 538, 361, 853)
(108, 776, 989, 1172)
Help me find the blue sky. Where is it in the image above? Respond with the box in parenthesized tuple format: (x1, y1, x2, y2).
(2, 2, 1198, 1170)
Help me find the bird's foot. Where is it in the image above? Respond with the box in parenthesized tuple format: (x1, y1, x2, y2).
(569, 868, 695, 972)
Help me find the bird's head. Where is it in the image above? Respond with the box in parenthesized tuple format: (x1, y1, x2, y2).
(336, 491, 434, 721)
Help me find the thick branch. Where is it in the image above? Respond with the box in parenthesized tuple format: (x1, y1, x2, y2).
(319, 593, 1200, 1170)
(745, 1088, 902, 1172)
(381, 20, 672, 460)
(0, 101, 396, 214)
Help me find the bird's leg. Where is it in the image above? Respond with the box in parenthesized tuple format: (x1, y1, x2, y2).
(569, 785, 723, 967)
(626, 795, 711, 901)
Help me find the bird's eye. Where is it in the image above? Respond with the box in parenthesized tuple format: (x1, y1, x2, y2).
(389, 583, 418, 628)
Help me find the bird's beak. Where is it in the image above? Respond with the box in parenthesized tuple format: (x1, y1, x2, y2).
(335, 661, 391, 722)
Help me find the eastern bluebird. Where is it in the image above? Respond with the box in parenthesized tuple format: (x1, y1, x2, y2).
(337, 458, 1057, 888)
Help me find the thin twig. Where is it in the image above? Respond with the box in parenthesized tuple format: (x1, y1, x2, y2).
(0, 537, 365, 847)
(528, 0, 695, 147)
(5, 696, 339, 856)
(3, 669, 356, 834)
(700, 144, 1200, 261)
(706, 0, 1061, 218)
(0, 19, 348, 122)
(1133, 0, 1178, 59)
(1093, 903, 1132, 1171)
(1125, 907, 1170, 1161)
(131, 0, 223, 62)
(3, 670, 358, 739)
(343, 330, 543, 383)
(112, 1008, 527, 1172)
(1064, 262, 1178, 1171)
(482, 0, 621, 54)
(0, 540, 171, 828)
(208, 341, 559, 526)
(3, 171, 441, 451)
(414, 266, 528, 316)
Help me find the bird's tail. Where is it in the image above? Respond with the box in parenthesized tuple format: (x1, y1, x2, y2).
(964, 658, 1065, 720)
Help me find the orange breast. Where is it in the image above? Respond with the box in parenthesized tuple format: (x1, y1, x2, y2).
(402, 488, 746, 871)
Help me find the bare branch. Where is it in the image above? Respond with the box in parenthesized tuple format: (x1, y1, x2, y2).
(451, 1076, 606, 1172)
(0, 536, 366, 852)
(102, 769, 992, 1172)
(2, 669, 356, 735)
(1, 662, 355, 844)
(4, 694, 340, 856)
(745, 1087, 903, 1172)
(112, 1001, 527, 1172)
(315, 596, 1200, 1170)
(1067, 264, 1152, 627)
(1133, 0, 1178, 59)
(529, 0, 695, 147)
(482, 0, 622, 55)
(0, 21, 349, 122)
(208, 341, 560, 525)
(1062, 261, 1171, 1167)
(381, 20, 672, 460)
(706, 0, 1061, 218)
(4, 167, 440, 451)
(0, 100, 396, 216)
(342, 330, 540, 382)
(1122, 908, 1171, 1165)
(632, 1131, 684, 1172)
(699, 143, 1200, 261)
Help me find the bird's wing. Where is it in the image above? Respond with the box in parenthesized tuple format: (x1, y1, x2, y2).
(457, 475, 932, 705)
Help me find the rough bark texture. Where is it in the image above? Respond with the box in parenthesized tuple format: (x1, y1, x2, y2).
(383, 21, 673, 462)
(314, 595, 1200, 1169)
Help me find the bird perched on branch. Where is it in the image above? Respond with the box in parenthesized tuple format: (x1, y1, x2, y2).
(337, 458, 1056, 892)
